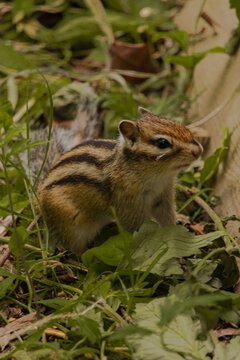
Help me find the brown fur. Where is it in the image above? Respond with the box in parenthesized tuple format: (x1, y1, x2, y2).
(37, 108, 202, 254)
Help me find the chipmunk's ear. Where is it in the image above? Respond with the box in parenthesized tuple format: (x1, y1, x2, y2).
(138, 107, 153, 117)
(119, 120, 138, 145)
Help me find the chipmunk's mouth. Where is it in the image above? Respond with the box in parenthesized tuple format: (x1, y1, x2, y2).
(175, 162, 191, 169)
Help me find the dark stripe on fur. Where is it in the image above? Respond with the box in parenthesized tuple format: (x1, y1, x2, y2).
(73, 139, 116, 150)
(45, 174, 111, 195)
(52, 153, 103, 171)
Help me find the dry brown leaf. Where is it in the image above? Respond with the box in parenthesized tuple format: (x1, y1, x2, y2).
(44, 327, 67, 339)
(213, 328, 239, 338)
(189, 223, 206, 235)
(110, 40, 158, 82)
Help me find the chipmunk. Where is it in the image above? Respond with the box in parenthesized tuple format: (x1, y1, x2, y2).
(36, 107, 203, 254)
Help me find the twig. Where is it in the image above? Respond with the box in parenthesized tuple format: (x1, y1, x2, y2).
(97, 299, 127, 325)
(26, 214, 41, 232)
(0, 208, 24, 237)
(0, 246, 11, 266)
(0, 235, 47, 253)
(0, 298, 103, 350)
(120, 307, 136, 325)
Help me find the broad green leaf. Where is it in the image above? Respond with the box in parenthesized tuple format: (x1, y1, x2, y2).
(68, 316, 101, 345)
(129, 223, 225, 275)
(12, 349, 57, 360)
(159, 293, 234, 326)
(131, 332, 183, 360)
(82, 232, 132, 266)
(0, 41, 33, 72)
(230, 0, 240, 21)
(162, 314, 212, 357)
(153, 30, 188, 51)
(83, 222, 225, 276)
(129, 298, 212, 360)
(165, 53, 205, 69)
(213, 337, 240, 360)
(165, 47, 226, 70)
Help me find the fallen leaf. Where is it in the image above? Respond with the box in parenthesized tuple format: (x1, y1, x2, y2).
(213, 328, 239, 338)
(44, 327, 67, 339)
(189, 223, 206, 235)
(109, 40, 158, 82)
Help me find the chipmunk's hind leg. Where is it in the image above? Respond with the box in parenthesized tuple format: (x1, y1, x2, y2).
(65, 210, 112, 254)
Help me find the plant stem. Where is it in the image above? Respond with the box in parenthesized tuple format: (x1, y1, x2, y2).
(0, 145, 35, 313)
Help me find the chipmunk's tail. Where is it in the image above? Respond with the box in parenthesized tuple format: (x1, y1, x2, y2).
(21, 83, 99, 185)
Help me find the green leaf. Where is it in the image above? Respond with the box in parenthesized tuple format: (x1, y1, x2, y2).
(153, 30, 189, 51)
(0, 108, 13, 133)
(109, 325, 153, 341)
(159, 293, 233, 327)
(230, 0, 240, 21)
(82, 231, 132, 267)
(165, 53, 205, 69)
(129, 223, 225, 275)
(83, 222, 225, 277)
(200, 128, 232, 187)
(0, 194, 29, 217)
(37, 298, 70, 310)
(213, 337, 240, 360)
(12, 349, 57, 360)
(165, 47, 226, 70)
(69, 316, 101, 345)
(3, 123, 25, 145)
(9, 226, 30, 255)
(9, 140, 48, 156)
(0, 270, 16, 299)
(13, 0, 34, 19)
(0, 41, 33, 72)
(0, 100, 13, 116)
(129, 298, 212, 360)
(84, 0, 114, 44)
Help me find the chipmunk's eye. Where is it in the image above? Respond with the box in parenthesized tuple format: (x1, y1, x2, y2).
(155, 138, 171, 149)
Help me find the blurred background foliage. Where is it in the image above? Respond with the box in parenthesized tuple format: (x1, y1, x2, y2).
(0, 0, 213, 139)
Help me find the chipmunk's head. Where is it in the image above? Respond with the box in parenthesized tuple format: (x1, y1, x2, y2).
(118, 107, 202, 172)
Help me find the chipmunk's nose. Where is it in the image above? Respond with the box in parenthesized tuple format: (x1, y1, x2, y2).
(191, 140, 203, 159)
